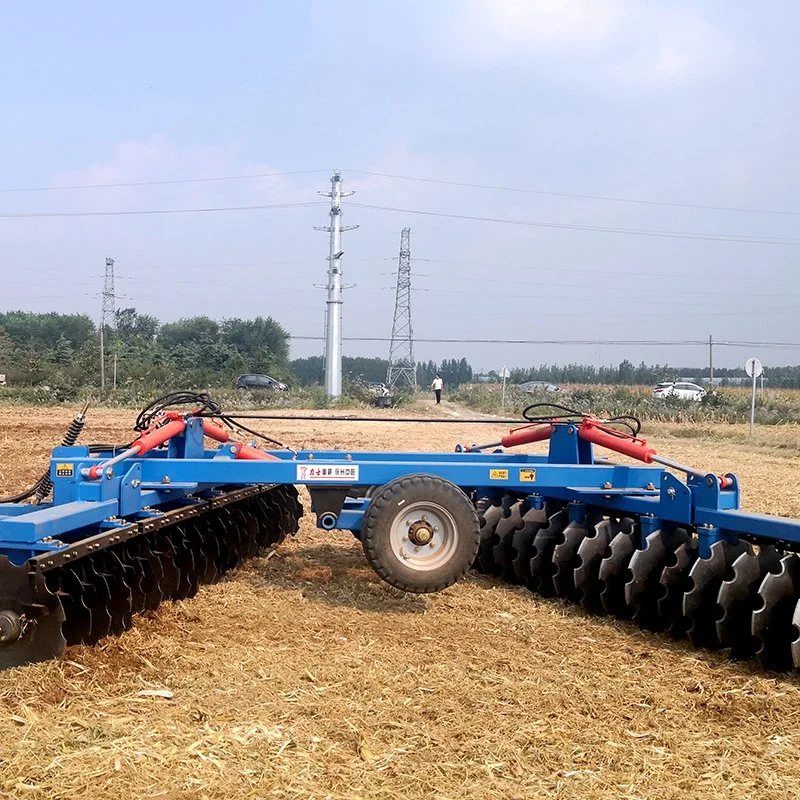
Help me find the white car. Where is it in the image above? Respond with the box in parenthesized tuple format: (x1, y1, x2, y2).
(652, 381, 705, 401)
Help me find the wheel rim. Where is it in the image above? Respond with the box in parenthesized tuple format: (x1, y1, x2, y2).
(388, 500, 459, 572)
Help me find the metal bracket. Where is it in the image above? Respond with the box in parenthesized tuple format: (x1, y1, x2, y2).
(308, 485, 353, 527)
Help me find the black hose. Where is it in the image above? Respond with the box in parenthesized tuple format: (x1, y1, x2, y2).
(134, 391, 222, 432)
(195, 412, 524, 425)
(522, 402, 642, 436)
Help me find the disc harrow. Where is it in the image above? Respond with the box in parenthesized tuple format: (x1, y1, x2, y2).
(464, 406, 800, 672)
(3, 396, 800, 672)
(471, 499, 800, 671)
(0, 484, 302, 668)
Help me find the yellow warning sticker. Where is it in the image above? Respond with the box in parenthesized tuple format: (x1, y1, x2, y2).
(55, 463, 74, 477)
(489, 469, 509, 480)
(519, 468, 537, 482)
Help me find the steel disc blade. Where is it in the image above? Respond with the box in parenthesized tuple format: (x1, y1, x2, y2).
(190, 519, 220, 585)
(510, 512, 546, 584)
(790, 599, 800, 669)
(47, 566, 92, 645)
(183, 517, 212, 587)
(684, 539, 750, 649)
(599, 528, 636, 619)
(271, 486, 302, 543)
(237, 506, 261, 560)
(492, 500, 526, 582)
(102, 551, 133, 636)
(0, 557, 66, 669)
(657, 541, 698, 639)
(627, 529, 689, 631)
(255, 493, 285, 549)
(717, 545, 780, 659)
(552, 521, 588, 601)
(753, 554, 800, 671)
(248, 496, 272, 551)
(152, 531, 182, 599)
(210, 511, 237, 575)
(475, 502, 503, 573)
(529, 510, 566, 597)
(122, 543, 148, 617)
(169, 526, 199, 600)
(83, 559, 113, 644)
(220, 507, 248, 571)
(136, 538, 165, 611)
(575, 519, 616, 613)
(275, 485, 303, 536)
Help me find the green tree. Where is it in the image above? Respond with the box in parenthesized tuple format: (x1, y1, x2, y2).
(115, 307, 159, 343)
(290, 356, 324, 386)
(53, 334, 75, 365)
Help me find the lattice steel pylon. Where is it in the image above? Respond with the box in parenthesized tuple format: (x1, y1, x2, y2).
(99, 257, 115, 391)
(386, 228, 416, 390)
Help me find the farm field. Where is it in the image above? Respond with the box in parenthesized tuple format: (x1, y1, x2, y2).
(1, 404, 800, 799)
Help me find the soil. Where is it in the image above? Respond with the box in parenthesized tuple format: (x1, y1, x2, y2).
(1, 404, 799, 800)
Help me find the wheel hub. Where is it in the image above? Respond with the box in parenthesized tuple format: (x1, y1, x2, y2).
(0, 609, 22, 643)
(408, 520, 434, 546)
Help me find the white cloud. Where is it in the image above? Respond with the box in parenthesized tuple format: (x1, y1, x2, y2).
(439, 0, 734, 86)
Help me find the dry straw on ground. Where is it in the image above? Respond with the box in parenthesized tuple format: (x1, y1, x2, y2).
(1, 405, 800, 799)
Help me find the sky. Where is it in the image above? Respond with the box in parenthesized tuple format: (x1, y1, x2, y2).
(1, 1, 798, 373)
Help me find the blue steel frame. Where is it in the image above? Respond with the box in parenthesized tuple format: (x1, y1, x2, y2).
(1, 420, 799, 564)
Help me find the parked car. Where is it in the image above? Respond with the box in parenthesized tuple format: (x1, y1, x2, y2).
(517, 381, 561, 393)
(652, 381, 675, 399)
(652, 381, 705, 401)
(234, 374, 289, 391)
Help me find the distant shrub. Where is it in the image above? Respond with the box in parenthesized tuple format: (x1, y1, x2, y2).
(450, 384, 800, 426)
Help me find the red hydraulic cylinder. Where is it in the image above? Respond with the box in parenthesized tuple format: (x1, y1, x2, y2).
(577, 420, 656, 464)
(500, 424, 555, 448)
(86, 418, 188, 479)
(202, 420, 280, 461)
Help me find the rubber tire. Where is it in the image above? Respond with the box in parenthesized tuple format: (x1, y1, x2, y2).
(361, 474, 480, 593)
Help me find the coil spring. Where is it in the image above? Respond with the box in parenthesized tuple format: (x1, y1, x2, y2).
(32, 413, 87, 503)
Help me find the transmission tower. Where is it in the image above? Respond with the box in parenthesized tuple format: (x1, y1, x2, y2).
(386, 228, 416, 390)
(99, 257, 115, 391)
(315, 172, 358, 398)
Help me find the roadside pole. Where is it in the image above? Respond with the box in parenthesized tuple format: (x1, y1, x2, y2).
(745, 357, 763, 436)
(500, 366, 510, 410)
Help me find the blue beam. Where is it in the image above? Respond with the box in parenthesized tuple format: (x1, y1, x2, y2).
(0, 499, 119, 542)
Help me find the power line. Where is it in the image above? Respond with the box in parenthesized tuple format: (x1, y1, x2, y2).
(407, 282, 792, 302)
(290, 336, 800, 348)
(350, 203, 800, 246)
(0, 169, 330, 194)
(346, 169, 800, 218)
(414, 258, 794, 284)
(0, 201, 325, 219)
(5, 163, 796, 220)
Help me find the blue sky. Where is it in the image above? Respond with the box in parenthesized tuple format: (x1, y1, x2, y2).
(1, 1, 798, 371)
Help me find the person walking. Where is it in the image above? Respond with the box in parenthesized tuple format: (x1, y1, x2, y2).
(431, 373, 444, 405)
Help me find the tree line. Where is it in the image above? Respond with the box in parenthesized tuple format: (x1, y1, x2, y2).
(0, 310, 290, 389)
(1, 311, 799, 391)
(288, 356, 473, 389)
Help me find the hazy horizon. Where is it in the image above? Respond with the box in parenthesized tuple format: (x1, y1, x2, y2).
(2, 2, 798, 374)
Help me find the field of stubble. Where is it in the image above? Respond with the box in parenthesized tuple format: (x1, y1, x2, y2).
(1, 405, 800, 800)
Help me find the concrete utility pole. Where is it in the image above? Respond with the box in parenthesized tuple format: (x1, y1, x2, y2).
(708, 334, 714, 385)
(386, 228, 416, 390)
(99, 257, 115, 391)
(316, 172, 357, 398)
